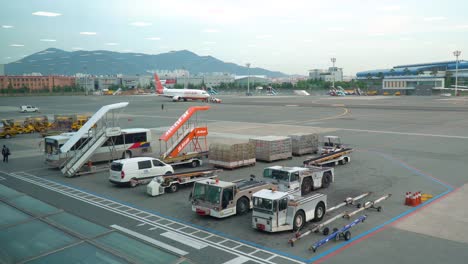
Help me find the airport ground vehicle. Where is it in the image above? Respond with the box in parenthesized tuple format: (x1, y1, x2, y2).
(191, 177, 275, 218)
(71, 115, 91, 131)
(19, 105, 39, 113)
(147, 168, 221, 196)
(252, 189, 327, 232)
(0, 124, 17, 138)
(302, 136, 352, 167)
(109, 157, 174, 187)
(263, 166, 334, 196)
(44, 128, 152, 167)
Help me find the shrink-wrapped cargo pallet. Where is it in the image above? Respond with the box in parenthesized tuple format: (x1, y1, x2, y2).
(249, 136, 292, 162)
(289, 133, 319, 156)
(209, 142, 256, 169)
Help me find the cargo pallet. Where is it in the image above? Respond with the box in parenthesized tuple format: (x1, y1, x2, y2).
(209, 159, 256, 170)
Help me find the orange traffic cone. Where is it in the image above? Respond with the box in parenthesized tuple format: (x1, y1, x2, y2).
(417, 192, 422, 205)
(405, 192, 411, 206)
(410, 192, 417, 207)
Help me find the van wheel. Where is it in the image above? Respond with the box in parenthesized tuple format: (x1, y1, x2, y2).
(236, 197, 249, 215)
(168, 183, 179, 193)
(122, 151, 132, 159)
(165, 171, 172, 175)
(293, 211, 305, 231)
(314, 202, 325, 222)
(130, 178, 138, 188)
(191, 160, 199, 168)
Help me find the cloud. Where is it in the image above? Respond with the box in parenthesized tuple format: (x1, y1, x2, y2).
(146, 37, 161, 40)
(369, 32, 386, 37)
(203, 41, 216, 45)
(32, 11, 62, 17)
(379, 5, 401, 11)
(2, 25, 13, 29)
(327, 27, 345, 32)
(424, 16, 446, 21)
(40, 39, 57, 42)
(105, 43, 119, 46)
(130, 21, 152, 27)
(303, 39, 314, 43)
(202, 28, 220, 33)
(256, 34, 272, 39)
(10, 44, 24, 47)
(80, 32, 97, 35)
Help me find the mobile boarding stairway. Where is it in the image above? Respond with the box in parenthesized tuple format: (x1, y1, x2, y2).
(159, 106, 210, 162)
(59, 102, 128, 177)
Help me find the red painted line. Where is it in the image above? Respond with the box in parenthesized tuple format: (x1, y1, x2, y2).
(314, 187, 460, 264)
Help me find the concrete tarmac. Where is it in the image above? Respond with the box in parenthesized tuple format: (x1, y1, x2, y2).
(1, 94, 467, 263)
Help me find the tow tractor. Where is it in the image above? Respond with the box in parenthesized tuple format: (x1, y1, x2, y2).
(303, 136, 352, 167)
(263, 166, 334, 196)
(146, 168, 222, 196)
(252, 189, 327, 232)
(191, 176, 275, 218)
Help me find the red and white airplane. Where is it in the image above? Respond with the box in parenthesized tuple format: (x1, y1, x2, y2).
(154, 74, 210, 102)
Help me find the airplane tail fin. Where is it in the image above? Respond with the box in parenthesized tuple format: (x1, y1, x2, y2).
(154, 74, 164, 94)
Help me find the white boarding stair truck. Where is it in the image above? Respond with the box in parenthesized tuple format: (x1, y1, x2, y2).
(263, 166, 334, 196)
(252, 189, 327, 232)
(191, 176, 275, 218)
(146, 168, 222, 196)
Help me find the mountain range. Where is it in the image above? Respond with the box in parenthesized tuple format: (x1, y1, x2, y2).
(5, 48, 287, 77)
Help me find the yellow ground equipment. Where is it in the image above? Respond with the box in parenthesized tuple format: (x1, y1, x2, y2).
(71, 114, 91, 131)
(26, 116, 51, 132)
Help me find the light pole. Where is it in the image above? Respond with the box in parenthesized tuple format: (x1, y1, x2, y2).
(246, 63, 251, 95)
(453, 50, 461, 96)
(330, 58, 336, 89)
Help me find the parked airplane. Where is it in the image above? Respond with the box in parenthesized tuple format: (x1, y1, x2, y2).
(154, 74, 210, 102)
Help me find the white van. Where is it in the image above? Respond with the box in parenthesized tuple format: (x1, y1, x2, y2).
(20, 105, 39, 112)
(109, 157, 174, 187)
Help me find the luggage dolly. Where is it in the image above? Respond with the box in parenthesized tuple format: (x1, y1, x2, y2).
(309, 215, 367, 253)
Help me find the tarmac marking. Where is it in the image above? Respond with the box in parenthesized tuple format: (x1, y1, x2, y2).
(110, 224, 189, 256)
(222, 256, 250, 264)
(161, 231, 209, 249)
(8, 171, 303, 264)
(136, 223, 147, 227)
(335, 128, 468, 139)
(0, 176, 6, 181)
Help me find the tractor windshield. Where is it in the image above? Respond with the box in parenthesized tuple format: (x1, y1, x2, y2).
(192, 183, 222, 205)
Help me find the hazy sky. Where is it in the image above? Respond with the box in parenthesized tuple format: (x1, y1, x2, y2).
(1, 0, 467, 75)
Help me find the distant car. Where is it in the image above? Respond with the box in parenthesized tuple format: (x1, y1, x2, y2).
(440, 93, 452, 97)
(209, 97, 222, 103)
(20, 105, 39, 113)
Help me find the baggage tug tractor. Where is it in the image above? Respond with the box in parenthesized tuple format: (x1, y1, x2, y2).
(252, 189, 327, 232)
(191, 177, 274, 218)
(263, 166, 334, 196)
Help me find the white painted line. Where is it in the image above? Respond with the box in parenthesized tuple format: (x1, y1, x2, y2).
(110, 224, 188, 256)
(161, 231, 208, 250)
(137, 223, 146, 227)
(222, 256, 250, 264)
(149, 227, 159, 231)
(0, 176, 6, 180)
(335, 127, 468, 139)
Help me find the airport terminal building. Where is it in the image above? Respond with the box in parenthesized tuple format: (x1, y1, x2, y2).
(356, 61, 468, 95)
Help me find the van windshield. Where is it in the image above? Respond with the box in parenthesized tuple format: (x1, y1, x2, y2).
(110, 163, 123, 171)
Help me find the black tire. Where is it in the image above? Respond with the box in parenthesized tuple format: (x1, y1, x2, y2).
(377, 206, 382, 212)
(293, 211, 306, 231)
(165, 171, 172, 175)
(191, 160, 199, 168)
(168, 183, 179, 193)
(129, 178, 138, 188)
(301, 177, 313, 196)
(122, 151, 132, 159)
(236, 197, 249, 215)
(344, 231, 351, 241)
(314, 202, 326, 222)
(322, 227, 330, 236)
(321, 172, 332, 188)
(183, 98, 188, 102)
